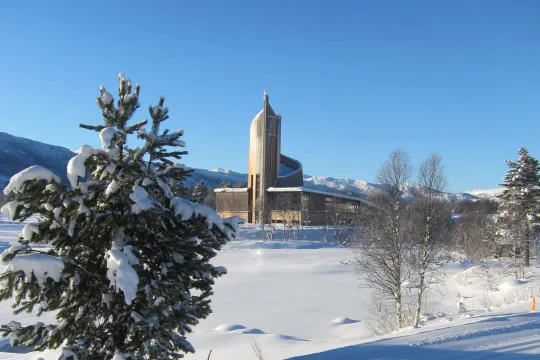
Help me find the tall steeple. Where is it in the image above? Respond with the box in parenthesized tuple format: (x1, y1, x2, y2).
(247, 91, 282, 223)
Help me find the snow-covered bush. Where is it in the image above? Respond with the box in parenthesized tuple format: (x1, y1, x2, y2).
(456, 294, 467, 316)
(453, 214, 497, 262)
(475, 261, 511, 292)
(364, 292, 401, 335)
(0, 74, 236, 359)
(503, 280, 540, 304)
(455, 272, 471, 286)
(479, 292, 502, 311)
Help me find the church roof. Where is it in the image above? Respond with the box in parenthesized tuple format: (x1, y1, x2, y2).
(214, 187, 251, 193)
(266, 187, 374, 206)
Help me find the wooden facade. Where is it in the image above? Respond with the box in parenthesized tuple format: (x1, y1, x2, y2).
(215, 188, 372, 225)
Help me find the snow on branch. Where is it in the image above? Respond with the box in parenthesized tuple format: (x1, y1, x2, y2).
(99, 127, 117, 150)
(100, 87, 114, 106)
(0, 201, 23, 221)
(171, 198, 194, 221)
(137, 128, 185, 148)
(125, 119, 148, 134)
(1, 252, 64, 288)
(21, 223, 40, 241)
(3, 166, 61, 195)
(129, 186, 155, 214)
(106, 250, 139, 305)
(171, 198, 237, 240)
(67, 145, 103, 189)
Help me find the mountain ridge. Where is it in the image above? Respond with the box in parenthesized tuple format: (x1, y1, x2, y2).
(0, 132, 496, 202)
(0, 132, 73, 189)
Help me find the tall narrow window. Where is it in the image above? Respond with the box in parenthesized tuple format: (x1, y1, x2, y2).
(267, 117, 274, 136)
(255, 175, 260, 200)
(301, 193, 310, 211)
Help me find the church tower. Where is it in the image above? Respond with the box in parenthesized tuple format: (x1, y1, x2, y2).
(247, 92, 282, 223)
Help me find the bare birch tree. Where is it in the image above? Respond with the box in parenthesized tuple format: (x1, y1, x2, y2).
(302, 199, 311, 240)
(454, 214, 497, 261)
(274, 193, 292, 241)
(410, 154, 450, 328)
(289, 195, 302, 240)
(354, 149, 413, 330)
(497, 223, 526, 279)
(256, 199, 275, 241)
(323, 212, 332, 243)
(227, 196, 243, 219)
(328, 199, 351, 245)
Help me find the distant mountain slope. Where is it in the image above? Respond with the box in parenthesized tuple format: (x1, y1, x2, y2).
(196, 169, 482, 202)
(463, 188, 504, 200)
(0, 132, 496, 202)
(0, 132, 74, 189)
(186, 168, 247, 188)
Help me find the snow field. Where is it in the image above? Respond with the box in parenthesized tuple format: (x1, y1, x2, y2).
(1, 218, 540, 359)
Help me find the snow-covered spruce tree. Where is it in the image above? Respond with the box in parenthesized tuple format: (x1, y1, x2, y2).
(496, 147, 540, 271)
(0, 73, 236, 359)
(234, 182, 247, 188)
(217, 181, 231, 189)
(191, 180, 208, 204)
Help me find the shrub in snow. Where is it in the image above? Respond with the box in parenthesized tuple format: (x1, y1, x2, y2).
(457, 296, 467, 316)
(475, 261, 506, 292)
(479, 292, 502, 311)
(364, 292, 404, 335)
(0, 74, 236, 359)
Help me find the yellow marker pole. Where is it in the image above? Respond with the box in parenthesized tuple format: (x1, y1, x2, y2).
(532, 297, 536, 312)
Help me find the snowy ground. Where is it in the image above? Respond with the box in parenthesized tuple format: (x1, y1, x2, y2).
(0, 215, 539, 359)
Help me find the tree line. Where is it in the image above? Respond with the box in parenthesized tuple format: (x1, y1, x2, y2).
(353, 146, 540, 334)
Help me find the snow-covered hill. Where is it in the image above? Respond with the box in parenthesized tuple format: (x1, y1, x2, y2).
(302, 175, 483, 202)
(187, 168, 247, 188)
(464, 188, 504, 200)
(0, 132, 500, 202)
(0, 132, 73, 188)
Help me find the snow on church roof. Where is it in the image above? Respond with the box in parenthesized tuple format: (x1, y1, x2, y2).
(214, 187, 251, 193)
(266, 187, 374, 206)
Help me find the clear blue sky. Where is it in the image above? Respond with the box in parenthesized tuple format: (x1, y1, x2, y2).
(1, 1, 539, 192)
